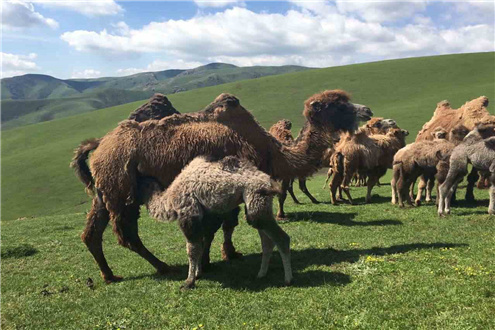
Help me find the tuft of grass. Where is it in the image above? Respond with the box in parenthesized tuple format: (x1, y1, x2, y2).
(1, 244, 38, 259)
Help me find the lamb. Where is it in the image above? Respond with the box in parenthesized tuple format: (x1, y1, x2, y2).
(390, 126, 469, 207)
(139, 156, 292, 289)
(438, 125, 495, 215)
(329, 128, 408, 204)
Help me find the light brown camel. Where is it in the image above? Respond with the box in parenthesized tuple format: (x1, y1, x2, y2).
(415, 96, 495, 202)
(140, 156, 292, 289)
(72, 90, 371, 283)
(329, 128, 408, 204)
(390, 125, 469, 207)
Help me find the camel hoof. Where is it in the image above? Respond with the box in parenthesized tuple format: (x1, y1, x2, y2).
(415, 200, 421, 207)
(180, 282, 196, 290)
(488, 210, 494, 215)
(104, 275, 123, 284)
(284, 280, 293, 287)
(311, 200, 320, 204)
(221, 243, 243, 261)
(156, 263, 171, 275)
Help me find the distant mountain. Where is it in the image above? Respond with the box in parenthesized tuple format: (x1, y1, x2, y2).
(1, 63, 309, 129)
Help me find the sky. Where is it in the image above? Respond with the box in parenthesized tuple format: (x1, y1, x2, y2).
(1, 0, 494, 79)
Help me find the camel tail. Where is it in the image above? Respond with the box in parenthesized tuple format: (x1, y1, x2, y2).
(70, 138, 101, 196)
(256, 180, 283, 196)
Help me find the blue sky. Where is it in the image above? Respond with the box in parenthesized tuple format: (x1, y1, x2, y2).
(2, 1, 494, 79)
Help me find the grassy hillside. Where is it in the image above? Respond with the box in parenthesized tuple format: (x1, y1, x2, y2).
(2, 52, 494, 221)
(1, 64, 308, 129)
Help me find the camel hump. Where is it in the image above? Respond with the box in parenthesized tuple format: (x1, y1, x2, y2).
(214, 93, 240, 106)
(436, 100, 451, 109)
(477, 96, 489, 107)
(128, 93, 179, 122)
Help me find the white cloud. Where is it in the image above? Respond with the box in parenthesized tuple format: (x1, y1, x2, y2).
(1, 1, 58, 29)
(194, 0, 244, 8)
(71, 69, 102, 79)
(116, 59, 204, 76)
(335, 0, 427, 23)
(37, 0, 123, 17)
(1, 52, 39, 78)
(60, 5, 495, 69)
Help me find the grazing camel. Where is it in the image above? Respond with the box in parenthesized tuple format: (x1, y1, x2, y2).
(416, 96, 495, 202)
(72, 90, 371, 283)
(391, 126, 469, 207)
(140, 156, 292, 289)
(438, 125, 495, 215)
(329, 128, 408, 204)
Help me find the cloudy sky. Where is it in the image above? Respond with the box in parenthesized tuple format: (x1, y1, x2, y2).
(2, 0, 494, 79)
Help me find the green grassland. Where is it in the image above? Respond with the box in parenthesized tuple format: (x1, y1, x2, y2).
(2, 52, 494, 222)
(3, 178, 495, 329)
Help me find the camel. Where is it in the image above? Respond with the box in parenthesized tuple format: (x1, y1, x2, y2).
(390, 126, 469, 207)
(415, 96, 495, 202)
(438, 125, 495, 215)
(329, 128, 408, 204)
(268, 119, 323, 217)
(140, 156, 292, 289)
(72, 90, 372, 283)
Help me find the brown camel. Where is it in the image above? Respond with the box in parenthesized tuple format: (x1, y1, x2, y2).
(72, 90, 371, 283)
(329, 128, 408, 204)
(415, 96, 495, 202)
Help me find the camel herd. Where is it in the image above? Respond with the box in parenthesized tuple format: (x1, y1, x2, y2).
(71, 90, 495, 289)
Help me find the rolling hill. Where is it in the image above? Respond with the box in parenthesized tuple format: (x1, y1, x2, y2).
(2, 52, 494, 221)
(1, 63, 308, 129)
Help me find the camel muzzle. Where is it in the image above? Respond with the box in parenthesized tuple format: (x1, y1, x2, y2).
(354, 103, 373, 121)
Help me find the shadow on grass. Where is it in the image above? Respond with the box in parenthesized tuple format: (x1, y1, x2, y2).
(288, 211, 402, 226)
(1, 244, 38, 259)
(126, 242, 467, 291)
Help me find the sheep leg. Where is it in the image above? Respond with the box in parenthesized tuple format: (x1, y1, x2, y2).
(114, 203, 170, 275)
(81, 192, 121, 284)
(258, 220, 292, 286)
(276, 180, 290, 219)
(287, 179, 301, 204)
(221, 208, 243, 261)
(181, 240, 204, 290)
(465, 167, 479, 203)
(299, 178, 320, 204)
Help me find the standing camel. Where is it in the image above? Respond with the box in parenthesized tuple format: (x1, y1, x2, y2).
(72, 90, 372, 283)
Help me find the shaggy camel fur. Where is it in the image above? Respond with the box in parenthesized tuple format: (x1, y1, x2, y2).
(268, 119, 322, 213)
(73, 90, 370, 283)
(438, 125, 495, 215)
(323, 117, 398, 191)
(140, 156, 292, 289)
(329, 128, 408, 204)
(416, 96, 495, 202)
(390, 126, 469, 207)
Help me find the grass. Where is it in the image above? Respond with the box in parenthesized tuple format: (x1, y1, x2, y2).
(2, 176, 495, 329)
(2, 52, 494, 221)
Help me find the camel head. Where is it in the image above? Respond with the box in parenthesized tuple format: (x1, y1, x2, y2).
(476, 122, 495, 139)
(365, 117, 398, 133)
(387, 128, 409, 140)
(303, 89, 372, 132)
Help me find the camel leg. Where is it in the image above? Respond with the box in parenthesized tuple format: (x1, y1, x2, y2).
(409, 180, 416, 202)
(221, 208, 243, 260)
(299, 178, 320, 204)
(329, 171, 343, 205)
(287, 179, 301, 204)
(277, 180, 290, 219)
(177, 212, 204, 289)
(415, 175, 428, 206)
(465, 167, 478, 203)
(181, 240, 203, 290)
(323, 168, 333, 189)
(488, 173, 495, 215)
(439, 169, 466, 216)
(426, 176, 435, 203)
(365, 175, 379, 203)
(391, 165, 400, 205)
(113, 203, 170, 275)
(81, 192, 121, 284)
(256, 229, 274, 279)
(258, 220, 292, 285)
